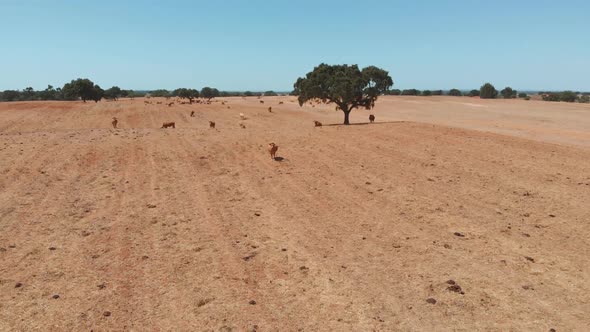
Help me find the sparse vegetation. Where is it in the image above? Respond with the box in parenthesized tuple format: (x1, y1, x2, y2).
(294, 63, 393, 125)
(422, 90, 432, 96)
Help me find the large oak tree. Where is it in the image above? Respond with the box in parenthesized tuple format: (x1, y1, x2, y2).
(294, 64, 393, 125)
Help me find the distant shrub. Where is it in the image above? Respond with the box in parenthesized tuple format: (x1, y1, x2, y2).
(501, 87, 516, 99)
(468, 89, 480, 97)
(524, 96, 531, 100)
(542, 93, 560, 102)
(150, 89, 170, 98)
(480, 83, 498, 99)
(580, 95, 590, 103)
(1, 90, 20, 101)
(387, 89, 402, 95)
(559, 91, 578, 103)
(432, 90, 443, 96)
(518, 92, 528, 98)
(422, 90, 432, 96)
(448, 89, 462, 96)
(401, 89, 421, 96)
(264, 90, 278, 96)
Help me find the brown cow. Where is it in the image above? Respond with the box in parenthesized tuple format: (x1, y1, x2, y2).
(268, 107, 272, 113)
(268, 143, 279, 160)
(190, 111, 195, 117)
(161, 122, 175, 129)
(314, 120, 322, 127)
(209, 121, 216, 128)
(369, 114, 375, 123)
(112, 117, 118, 129)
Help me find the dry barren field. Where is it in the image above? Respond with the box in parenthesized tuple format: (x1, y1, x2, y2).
(1, 96, 589, 331)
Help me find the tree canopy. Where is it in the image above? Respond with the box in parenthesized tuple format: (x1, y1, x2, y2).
(500, 87, 516, 99)
(480, 83, 498, 99)
(448, 89, 462, 96)
(294, 64, 393, 124)
(104, 86, 122, 100)
(61, 78, 102, 102)
(200, 87, 220, 100)
(175, 88, 200, 103)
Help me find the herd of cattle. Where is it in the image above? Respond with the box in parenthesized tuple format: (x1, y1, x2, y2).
(110, 99, 376, 160)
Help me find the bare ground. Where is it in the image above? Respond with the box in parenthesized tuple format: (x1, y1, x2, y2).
(0, 96, 589, 331)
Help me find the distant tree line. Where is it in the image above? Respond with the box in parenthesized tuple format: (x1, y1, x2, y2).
(0, 78, 285, 103)
(3, 78, 587, 104)
(381, 83, 588, 103)
(0, 79, 133, 102)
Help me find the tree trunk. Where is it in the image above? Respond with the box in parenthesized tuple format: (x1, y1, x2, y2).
(343, 109, 351, 125)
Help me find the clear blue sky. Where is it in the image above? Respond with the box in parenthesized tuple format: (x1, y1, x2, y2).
(1, 0, 589, 91)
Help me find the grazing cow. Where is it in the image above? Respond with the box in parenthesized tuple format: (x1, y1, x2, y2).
(190, 111, 195, 117)
(112, 117, 118, 129)
(314, 120, 322, 127)
(260, 100, 264, 104)
(239, 123, 246, 129)
(209, 121, 215, 128)
(168, 102, 174, 107)
(268, 107, 272, 113)
(268, 143, 279, 160)
(278, 101, 284, 105)
(240, 113, 246, 120)
(161, 122, 175, 129)
(369, 114, 375, 123)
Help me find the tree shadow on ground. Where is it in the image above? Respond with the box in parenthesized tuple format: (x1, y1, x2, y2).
(273, 157, 285, 162)
(323, 121, 407, 127)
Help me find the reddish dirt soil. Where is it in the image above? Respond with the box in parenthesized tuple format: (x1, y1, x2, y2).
(1, 96, 589, 331)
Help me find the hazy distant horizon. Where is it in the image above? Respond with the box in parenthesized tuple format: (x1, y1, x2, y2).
(1, 0, 589, 91)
